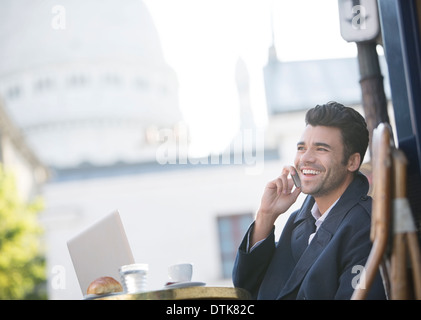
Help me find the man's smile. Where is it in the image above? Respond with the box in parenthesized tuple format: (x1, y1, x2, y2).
(301, 169, 321, 176)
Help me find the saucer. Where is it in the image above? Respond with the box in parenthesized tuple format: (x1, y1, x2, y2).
(83, 292, 123, 300)
(164, 281, 206, 289)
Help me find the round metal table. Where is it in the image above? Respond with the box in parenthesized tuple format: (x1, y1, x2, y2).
(93, 286, 251, 300)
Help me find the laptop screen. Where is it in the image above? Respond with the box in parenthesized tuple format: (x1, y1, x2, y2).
(67, 210, 135, 295)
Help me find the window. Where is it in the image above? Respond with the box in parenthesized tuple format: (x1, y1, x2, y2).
(103, 73, 121, 86)
(135, 77, 149, 90)
(67, 74, 88, 87)
(7, 85, 21, 99)
(217, 213, 253, 279)
(34, 78, 53, 92)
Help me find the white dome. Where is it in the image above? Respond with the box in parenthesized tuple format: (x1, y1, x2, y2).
(0, 0, 164, 74)
(0, 0, 182, 168)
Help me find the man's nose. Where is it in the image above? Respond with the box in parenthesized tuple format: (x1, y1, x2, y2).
(299, 148, 316, 164)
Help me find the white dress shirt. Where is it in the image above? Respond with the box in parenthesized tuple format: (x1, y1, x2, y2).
(308, 198, 340, 244)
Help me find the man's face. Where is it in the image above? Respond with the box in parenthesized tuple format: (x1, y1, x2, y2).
(294, 125, 352, 198)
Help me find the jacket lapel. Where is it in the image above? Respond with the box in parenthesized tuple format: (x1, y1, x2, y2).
(289, 196, 315, 262)
(290, 216, 316, 262)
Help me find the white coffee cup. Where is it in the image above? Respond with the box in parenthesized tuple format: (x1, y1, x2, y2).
(168, 263, 193, 283)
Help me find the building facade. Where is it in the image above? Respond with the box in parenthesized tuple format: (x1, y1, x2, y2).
(0, 0, 394, 299)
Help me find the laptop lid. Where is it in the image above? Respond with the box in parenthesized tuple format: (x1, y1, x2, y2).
(67, 210, 135, 295)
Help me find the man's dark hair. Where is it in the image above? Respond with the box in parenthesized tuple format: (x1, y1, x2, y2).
(305, 101, 369, 169)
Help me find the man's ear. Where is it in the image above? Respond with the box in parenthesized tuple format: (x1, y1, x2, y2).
(347, 153, 361, 172)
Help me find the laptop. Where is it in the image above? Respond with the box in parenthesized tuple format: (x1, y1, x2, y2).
(67, 210, 135, 296)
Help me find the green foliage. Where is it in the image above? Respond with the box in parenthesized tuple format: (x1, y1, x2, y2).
(0, 166, 46, 299)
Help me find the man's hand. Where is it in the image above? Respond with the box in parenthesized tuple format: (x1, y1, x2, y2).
(251, 166, 301, 246)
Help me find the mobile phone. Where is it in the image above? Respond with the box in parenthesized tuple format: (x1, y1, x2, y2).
(291, 169, 301, 188)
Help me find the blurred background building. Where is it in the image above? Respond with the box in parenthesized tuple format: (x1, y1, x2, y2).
(0, 0, 392, 299)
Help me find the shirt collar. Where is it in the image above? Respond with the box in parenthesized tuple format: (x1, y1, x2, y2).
(311, 198, 340, 230)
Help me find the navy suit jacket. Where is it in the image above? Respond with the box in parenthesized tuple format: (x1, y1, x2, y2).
(232, 172, 386, 300)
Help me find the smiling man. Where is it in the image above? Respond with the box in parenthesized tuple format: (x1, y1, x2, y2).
(232, 101, 387, 300)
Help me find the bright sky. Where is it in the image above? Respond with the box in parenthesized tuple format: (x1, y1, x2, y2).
(143, 0, 357, 156)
